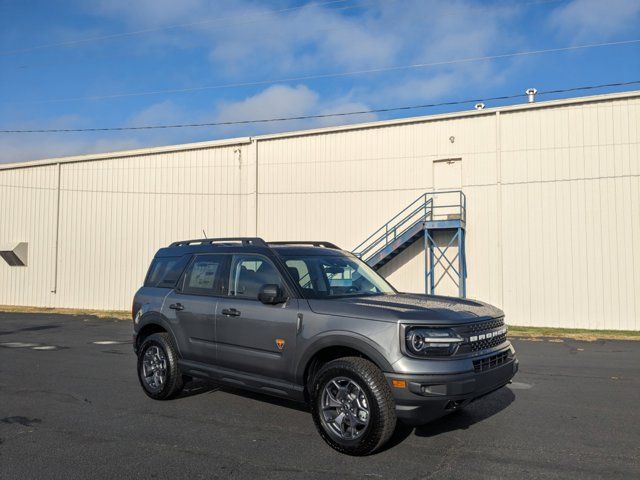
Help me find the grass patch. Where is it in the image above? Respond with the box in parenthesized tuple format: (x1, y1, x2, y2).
(508, 325, 640, 341)
(0, 305, 130, 321)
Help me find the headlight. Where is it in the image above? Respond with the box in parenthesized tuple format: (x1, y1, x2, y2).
(405, 327, 463, 357)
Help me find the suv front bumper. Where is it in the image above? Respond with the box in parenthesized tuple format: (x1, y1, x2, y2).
(384, 352, 518, 425)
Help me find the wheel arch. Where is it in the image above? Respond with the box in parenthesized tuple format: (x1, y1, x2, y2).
(296, 334, 393, 396)
(135, 314, 179, 355)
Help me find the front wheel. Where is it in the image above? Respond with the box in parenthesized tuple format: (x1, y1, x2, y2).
(137, 332, 184, 400)
(310, 357, 396, 456)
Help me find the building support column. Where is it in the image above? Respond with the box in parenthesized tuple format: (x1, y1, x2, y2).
(495, 111, 504, 308)
(255, 139, 259, 236)
(51, 162, 61, 295)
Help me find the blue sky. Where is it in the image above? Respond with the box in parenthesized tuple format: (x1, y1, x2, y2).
(1, 0, 639, 163)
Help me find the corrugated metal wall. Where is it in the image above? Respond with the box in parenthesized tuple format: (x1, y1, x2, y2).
(0, 143, 252, 310)
(0, 93, 638, 329)
(0, 165, 58, 307)
(255, 114, 500, 301)
(499, 98, 640, 330)
(254, 94, 640, 330)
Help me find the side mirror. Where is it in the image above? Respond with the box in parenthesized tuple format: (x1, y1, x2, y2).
(258, 284, 287, 305)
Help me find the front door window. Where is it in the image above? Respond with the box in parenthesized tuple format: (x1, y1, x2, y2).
(228, 255, 283, 299)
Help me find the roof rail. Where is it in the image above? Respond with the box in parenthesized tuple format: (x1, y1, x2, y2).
(169, 237, 268, 247)
(268, 241, 341, 249)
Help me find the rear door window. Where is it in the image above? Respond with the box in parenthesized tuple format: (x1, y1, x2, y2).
(181, 255, 228, 296)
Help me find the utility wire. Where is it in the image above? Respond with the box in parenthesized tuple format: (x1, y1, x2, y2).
(2, 1, 374, 72)
(0, 0, 565, 57)
(21, 38, 640, 105)
(0, 0, 354, 56)
(3, 0, 566, 73)
(2, 80, 638, 134)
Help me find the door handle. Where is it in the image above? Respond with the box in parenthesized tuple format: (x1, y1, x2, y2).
(169, 303, 184, 311)
(221, 308, 241, 317)
(297, 313, 303, 334)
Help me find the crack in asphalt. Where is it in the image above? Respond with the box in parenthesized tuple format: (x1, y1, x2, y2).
(0, 416, 42, 427)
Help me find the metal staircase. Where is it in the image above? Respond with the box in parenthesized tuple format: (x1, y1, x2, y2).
(352, 190, 467, 297)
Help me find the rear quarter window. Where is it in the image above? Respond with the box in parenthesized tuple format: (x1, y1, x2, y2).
(144, 255, 191, 288)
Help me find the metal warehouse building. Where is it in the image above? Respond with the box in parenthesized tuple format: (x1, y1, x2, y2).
(1, 90, 639, 331)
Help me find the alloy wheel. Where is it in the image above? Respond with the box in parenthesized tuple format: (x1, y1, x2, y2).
(320, 376, 370, 440)
(142, 345, 167, 390)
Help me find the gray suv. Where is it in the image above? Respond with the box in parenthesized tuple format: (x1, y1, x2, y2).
(133, 237, 518, 455)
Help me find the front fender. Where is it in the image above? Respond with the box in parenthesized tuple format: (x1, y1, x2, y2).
(294, 331, 394, 384)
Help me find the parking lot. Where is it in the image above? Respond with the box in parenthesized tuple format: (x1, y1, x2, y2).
(0, 312, 638, 479)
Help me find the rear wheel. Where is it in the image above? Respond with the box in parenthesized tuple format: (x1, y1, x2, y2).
(137, 333, 183, 400)
(310, 357, 396, 456)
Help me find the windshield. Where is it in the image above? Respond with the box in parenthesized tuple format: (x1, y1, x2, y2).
(282, 254, 396, 299)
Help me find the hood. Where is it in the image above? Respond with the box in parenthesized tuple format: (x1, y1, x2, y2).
(307, 293, 503, 325)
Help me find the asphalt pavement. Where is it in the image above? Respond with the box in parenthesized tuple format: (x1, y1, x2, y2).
(0, 312, 638, 479)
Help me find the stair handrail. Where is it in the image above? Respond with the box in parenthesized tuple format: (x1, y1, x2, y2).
(353, 190, 467, 263)
(429, 189, 467, 223)
(353, 193, 433, 260)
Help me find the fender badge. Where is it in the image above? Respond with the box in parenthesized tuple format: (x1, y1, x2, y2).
(275, 339, 285, 350)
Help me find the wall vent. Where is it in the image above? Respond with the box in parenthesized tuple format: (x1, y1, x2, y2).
(0, 242, 28, 266)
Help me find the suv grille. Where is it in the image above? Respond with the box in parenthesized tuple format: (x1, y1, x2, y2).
(453, 317, 508, 355)
(469, 332, 507, 352)
(473, 351, 509, 373)
(464, 318, 504, 334)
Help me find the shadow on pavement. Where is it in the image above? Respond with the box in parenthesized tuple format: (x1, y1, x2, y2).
(414, 387, 515, 437)
(177, 379, 309, 412)
(381, 387, 515, 451)
(175, 379, 515, 451)
(175, 379, 220, 399)
(0, 324, 61, 336)
(220, 387, 311, 413)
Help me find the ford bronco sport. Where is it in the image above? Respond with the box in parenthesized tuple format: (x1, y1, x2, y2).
(133, 237, 518, 455)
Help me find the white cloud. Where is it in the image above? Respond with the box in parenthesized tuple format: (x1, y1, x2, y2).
(0, 109, 172, 164)
(90, 1, 398, 73)
(206, 2, 398, 76)
(215, 84, 318, 123)
(87, 0, 519, 80)
(3, 0, 538, 163)
(549, 0, 640, 41)
(315, 101, 377, 128)
(212, 84, 377, 136)
(93, 0, 210, 27)
(372, 73, 458, 105)
(0, 86, 377, 163)
(0, 100, 208, 164)
(0, 132, 143, 164)
(127, 100, 181, 125)
(383, 0, 517, 61)
(200, 0, 522, 113)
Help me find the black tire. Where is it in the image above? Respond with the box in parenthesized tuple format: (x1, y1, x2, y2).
(310, 357, 396, 456)
(137, 332, 184, 400)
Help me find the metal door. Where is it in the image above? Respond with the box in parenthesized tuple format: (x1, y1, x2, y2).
(432, 159, 462, 220)
(433, 158, 462, 191)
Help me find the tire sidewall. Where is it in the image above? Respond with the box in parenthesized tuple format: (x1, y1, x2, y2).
(137, 334, 178, 399)
(311, 360, 389, 455)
